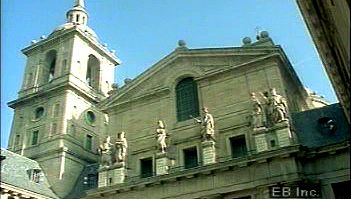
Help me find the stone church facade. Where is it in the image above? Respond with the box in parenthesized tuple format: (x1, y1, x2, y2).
(4, 1, 349, 199)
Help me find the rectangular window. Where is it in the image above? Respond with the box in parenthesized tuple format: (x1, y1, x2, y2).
(183, 147, 198, 169)
(32, 130, 39, 145)
(140, 157, 153, 178)
(85, 135, 93, 150)
(230, 135, 247, 158)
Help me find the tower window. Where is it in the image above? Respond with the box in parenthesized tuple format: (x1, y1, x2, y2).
(176, 77, 199, 122)
(14, 135, 20, 146)
(85, 135, 93, 150)
(32, 130, 39, 145)
(270, 140, 276, 148)
(49, 58, 56, 81)
(230, 135, 247, 158)
(83, 16, 86, 24)
(45, 50, 57, 83)
(86, 55, 100, 89)
(140, 157, 153, 178)
(34, 107, 44, 119)
(86, 111, 96, 124)
(183, 147, 198, 169)
(86, 65, 92, 86)
(76, 14, 80, 23)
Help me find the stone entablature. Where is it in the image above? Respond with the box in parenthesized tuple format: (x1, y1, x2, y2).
(87, 145, 300, 199)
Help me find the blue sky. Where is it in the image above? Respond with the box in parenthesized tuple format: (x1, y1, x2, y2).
(1, 0, 337, 148)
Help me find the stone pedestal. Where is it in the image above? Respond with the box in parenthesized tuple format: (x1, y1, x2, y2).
(110, 163, 126, 185)
(252, 127, 268, 153)
(276, 128, 291, 147)
(156, 152, 169, 175)
(98, 167, 108, 188)
(255, 134, 268, 152)
(201, 140, 216, 165)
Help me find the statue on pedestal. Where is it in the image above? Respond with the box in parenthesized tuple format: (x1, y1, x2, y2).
(193, 107, 215, 141)
(156, 120, 167, 153)
(260, 88, 288, 125)
(250, 92, 265, 129)
(98, 136, 113, 167)
(115, 131, 128, 164)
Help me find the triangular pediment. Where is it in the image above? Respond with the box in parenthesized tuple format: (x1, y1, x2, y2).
(99, 46, 279, 110)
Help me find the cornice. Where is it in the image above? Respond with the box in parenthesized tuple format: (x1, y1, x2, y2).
(100, 46, 279, 110)
(21, 26, 120, 65)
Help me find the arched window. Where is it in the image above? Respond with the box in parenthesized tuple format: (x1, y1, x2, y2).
(176, 77, 199, 121)
(44, 50, 57, 83)
(86, 55, 100, 90)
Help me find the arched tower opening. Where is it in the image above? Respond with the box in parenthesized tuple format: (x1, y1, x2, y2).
(44, 50, 57, 83)
(86, 54, 100, 90)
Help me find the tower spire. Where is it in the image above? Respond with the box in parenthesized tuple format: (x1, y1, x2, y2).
(74, 0, 85, 8)
(66, 0, 88, 25)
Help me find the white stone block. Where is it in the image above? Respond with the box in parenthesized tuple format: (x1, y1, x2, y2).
(156, 156, 169, 175)
(98, 170, 108, 188)
(255, 134, 268, 152)
(110, 167, 126, 185)
(202, 141, 216, 165)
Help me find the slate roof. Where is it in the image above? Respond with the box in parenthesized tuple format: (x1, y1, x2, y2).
(291, 103, 350, 148)
(0, 149, 59, 199)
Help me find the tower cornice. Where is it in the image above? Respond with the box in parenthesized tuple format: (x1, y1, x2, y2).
(22, 26, 121, 65)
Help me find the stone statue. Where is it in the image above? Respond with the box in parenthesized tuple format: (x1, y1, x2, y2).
(156, 120, 167, 153)
(193, 107, 215, 141)
(250, 92, 265, 128)
(115, 131, 128, 163)
(98, 136, 113, 167)
(260, 88, 288, 124)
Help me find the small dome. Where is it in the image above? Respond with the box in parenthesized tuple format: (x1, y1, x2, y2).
(178, 40, 186, 47)
(260, 31, 269, 38)
(242, 37, 252, 44)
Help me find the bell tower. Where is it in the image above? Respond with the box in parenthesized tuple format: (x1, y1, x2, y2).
(7, 0, 120, 197)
